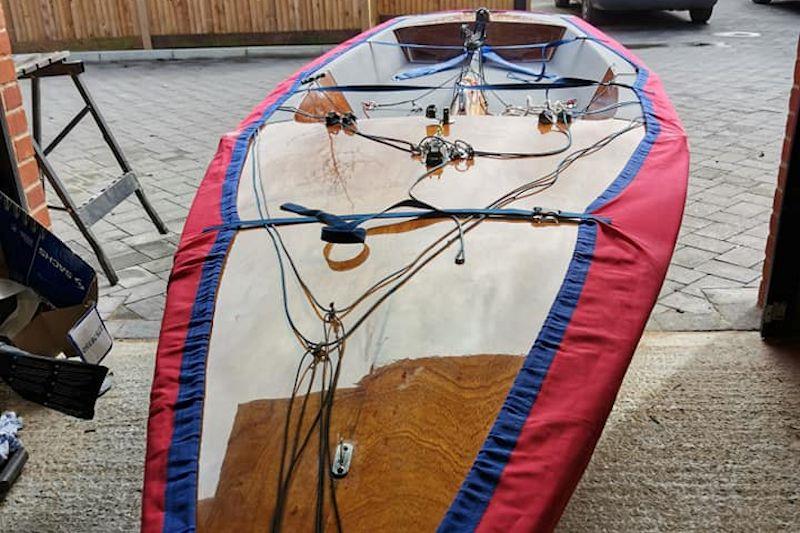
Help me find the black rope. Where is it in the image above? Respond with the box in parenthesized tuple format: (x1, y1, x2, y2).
(255, 58, 646, 531)
(303, 78, 623, 93)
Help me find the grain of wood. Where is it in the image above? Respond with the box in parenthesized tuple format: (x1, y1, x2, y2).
(119, 0, 136, 36)
(37, 0, 57, 41)
(49, 0, 65, 41)
(19, 0, 40, 42)
(147, 0, 161, 35)
(135, 0, 152, 49)
(197, 354, 524, 532)
(248, 0, 260, 34)
(99, 0, 113, 37)
(94, 0, 104, 37)
(3, 1, 22, 42)
(178, 0, 192, 35)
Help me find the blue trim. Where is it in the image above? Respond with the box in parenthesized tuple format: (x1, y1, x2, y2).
(438, 18, 661, 531)
(585, 66, 659, 212)
(160, 18, 405, 532)
(482, 46, 548, 81)
(438, 222, 597, 532)
(393, 52, 468, 80)
(163, 227, 234, 533)
(563, 15, 661, 214)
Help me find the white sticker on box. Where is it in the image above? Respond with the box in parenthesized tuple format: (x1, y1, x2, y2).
(68, 306, 113, 364)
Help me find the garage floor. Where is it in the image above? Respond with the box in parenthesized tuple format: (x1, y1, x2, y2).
(1, 333, 798, 531)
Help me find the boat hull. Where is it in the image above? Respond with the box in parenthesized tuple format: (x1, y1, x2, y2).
(142, 11, 688, 532)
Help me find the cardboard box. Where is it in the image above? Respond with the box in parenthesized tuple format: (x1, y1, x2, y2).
(0, 192, 102, 358)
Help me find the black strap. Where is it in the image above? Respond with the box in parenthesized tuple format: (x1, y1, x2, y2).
(306, 77, 608, 93)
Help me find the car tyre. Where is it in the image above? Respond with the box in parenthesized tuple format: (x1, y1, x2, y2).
(689, 8, 713, 23)
(581, 0, 599, 23)
(555, 0, 570, 6)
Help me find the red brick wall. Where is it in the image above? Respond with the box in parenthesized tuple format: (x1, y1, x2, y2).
(759, 38, 800, 306)
(0, 3, 49, 227)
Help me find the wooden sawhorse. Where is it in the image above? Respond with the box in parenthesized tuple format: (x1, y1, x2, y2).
(16, 52, 167, 285)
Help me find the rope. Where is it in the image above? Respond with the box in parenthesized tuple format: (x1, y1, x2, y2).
(245, 39, 645, 529)
(303, 77, 616, 93)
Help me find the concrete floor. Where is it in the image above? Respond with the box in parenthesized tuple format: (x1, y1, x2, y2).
(1, 332, 798, 531)
(0, 342, 153, 531)
(558, 332, 800, 532)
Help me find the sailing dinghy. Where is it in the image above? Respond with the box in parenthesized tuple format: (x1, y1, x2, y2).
(143, 9, 688, 532)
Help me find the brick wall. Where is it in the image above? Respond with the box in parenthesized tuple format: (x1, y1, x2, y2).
(759, 38, 800, 307)
(0, 3, 49, 227)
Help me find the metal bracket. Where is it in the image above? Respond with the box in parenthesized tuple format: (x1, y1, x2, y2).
(331, 440, 354, 479)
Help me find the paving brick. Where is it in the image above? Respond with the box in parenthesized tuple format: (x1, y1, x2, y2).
(659, 291, 715, 314)
(696, 260, 761, 284)
(679, 233, 734, 254)
(658, 279, 682, 299)
(734, 192, 774, 207)
(728, 233, 768, 250)
(110, 250, 151, 270)
(136, 240, 177, 260)
(704, 287, 759, 307)
(649, 309, 731, 332)
(716, 246, 764, 268)
(117, 265, 160, 288)
(125, 279, 167, 303)
(704, 287, 761, 330)
(37, 3, 795, 332)
(680, 275, 740, 298)
(127, 295, 166, 320)
(141, 256, 175, 274)
(96, 295, 126, 320)
(706, 211, 750, 226)
(743, 223, 770, 239)
(666, 264, 705, 285)
(693, 191, 741, 208)
(671, 246, 717, 269)
(683, 201, 721, 217)
(680, 214, 714, 230)
(693, 222, 744, 240)
(121, 231, 174, 247)
(724, 201, 768, 218)
(109, 319, 162, 339)
(118, 217, 165, 236)
(108, 304, 140, 321)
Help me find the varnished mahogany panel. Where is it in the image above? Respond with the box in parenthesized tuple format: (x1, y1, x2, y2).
(198, 354, 524, 532)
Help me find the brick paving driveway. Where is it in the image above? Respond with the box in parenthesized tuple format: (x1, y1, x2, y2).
(23, 0, 800, 337)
